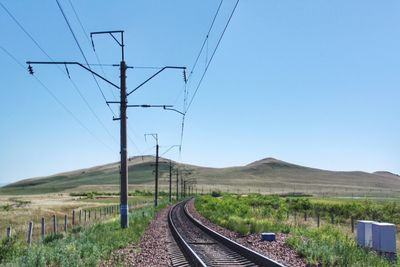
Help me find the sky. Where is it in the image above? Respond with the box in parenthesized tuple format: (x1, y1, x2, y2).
(0, 0, 399, 184)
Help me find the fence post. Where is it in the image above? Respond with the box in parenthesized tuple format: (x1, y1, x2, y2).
(88, 210, 91, 221)
(41, 217, 45, 241)
(72, 210, 75, 226)
(64, 214, 68, 232)
(27, 221, 33, 246)
(304, 211, 307, 221)
(79, 210, 82, 224)
(95, 210, 97, 220)
(317, 212, 320, 228)
(330, 212, 334, 224)
(351, 216, 355, 233)
(53, 215, 57, 233)
(6, 226, 11, 238)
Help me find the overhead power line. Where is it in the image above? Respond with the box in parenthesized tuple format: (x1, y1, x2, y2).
(1, 2, 118, 146)
(67, 0, 118, 101)
(186, 0, 224, 84)
(185, 0, 240, 114)
(55, 0, 116, 117)
(178, 0, 240, 155)
(1, 46, 115, 153)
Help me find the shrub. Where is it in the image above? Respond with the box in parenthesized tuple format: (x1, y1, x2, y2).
(211, 191, 222, 197)
(43, 233, 64, 244)
(0, 236, 25, 264)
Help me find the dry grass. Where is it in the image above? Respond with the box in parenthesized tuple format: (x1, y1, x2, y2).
(0, 193, 152, 243)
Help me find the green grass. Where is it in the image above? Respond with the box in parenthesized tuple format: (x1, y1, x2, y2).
(0, 203, 165, 267)
(287, 225, 395, 266)
(195, 194, 399, 266)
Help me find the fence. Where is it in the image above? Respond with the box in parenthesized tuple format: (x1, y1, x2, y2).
(289, 209, 364, 234)
(1, 200, 151, 245)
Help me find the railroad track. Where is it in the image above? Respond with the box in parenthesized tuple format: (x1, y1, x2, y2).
(168, 199, 286, 267)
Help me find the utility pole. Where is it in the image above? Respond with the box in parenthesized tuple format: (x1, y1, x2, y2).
(181, 177, 184, 199)
(119, 59, 128, 228)
(176, 169, 179, 200)
(155, 143, 159, 207)
(169, 160, 172, 203)
(145, 133, 159, 207)
(27, 30, 186, 229)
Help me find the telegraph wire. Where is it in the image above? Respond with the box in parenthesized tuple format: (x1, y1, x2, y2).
(1, 2, 118, 146)
(186, 0, 224, 83)
(67, 0, 118, 101)
(0, 46, 116, 153)
(179, 0, 240, 155)
(185, 0, 240, 114)
(0, 3, 53, 61)
(59, 0, 145, 155)
(176, 0, 225, 156)
(65, 0, 145, 152)
(55, 0, 116, 116)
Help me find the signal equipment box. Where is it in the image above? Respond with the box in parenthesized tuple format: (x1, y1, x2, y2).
(372, 222, 397, 253)
(357, 220, 375, 248)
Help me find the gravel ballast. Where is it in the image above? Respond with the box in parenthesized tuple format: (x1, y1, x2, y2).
(102, 200, 306, 267)
(187, 199, 306, 267)
(101, 206, 172, 267)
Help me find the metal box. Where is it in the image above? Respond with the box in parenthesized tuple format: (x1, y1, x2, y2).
(357, 220, 375, 248)
(261, 232, 276, 241)
(372, 222, 397, 253)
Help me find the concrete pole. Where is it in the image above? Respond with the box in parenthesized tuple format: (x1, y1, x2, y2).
(120, 60, 129, 228)
(169, 161, 172, 203)
(155, 144, 159, 207)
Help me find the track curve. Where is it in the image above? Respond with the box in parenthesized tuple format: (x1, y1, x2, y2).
(168, 199, 286, 267)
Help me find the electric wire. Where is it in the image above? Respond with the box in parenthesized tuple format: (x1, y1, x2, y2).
(55, 0, 116, 116)
(176, 0, 224, 154)
(67, 0, 118, 101)
(179, 0, 240, 156)
(185, 0, 240, 114)
(65, 0, 144, 155)
(0, 46, 116, 153)
(1, 2, 118, 146)
(186, 0, 224, 83)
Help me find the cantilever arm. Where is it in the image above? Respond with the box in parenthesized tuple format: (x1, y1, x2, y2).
(127, 66, 186, 96)
(163, 106, 185, 116)
(26, 61, 120, 89)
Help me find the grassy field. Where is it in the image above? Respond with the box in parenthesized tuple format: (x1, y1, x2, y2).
(0, 192, 155, 244)
(195, 193, 399, 266)
(1, 156, 400, 198)
(0, 203, 166, 266)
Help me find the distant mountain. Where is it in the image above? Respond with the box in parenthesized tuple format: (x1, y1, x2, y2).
(374, 171, 400, 179)
(1, 156, 399, 196)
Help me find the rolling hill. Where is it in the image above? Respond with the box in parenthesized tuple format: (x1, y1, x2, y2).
(1, 156, 399, 197)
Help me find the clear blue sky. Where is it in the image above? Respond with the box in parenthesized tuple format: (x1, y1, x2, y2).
(1, 0, 399, 184)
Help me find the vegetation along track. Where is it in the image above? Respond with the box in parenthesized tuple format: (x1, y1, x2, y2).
(168, 199, 286, 267)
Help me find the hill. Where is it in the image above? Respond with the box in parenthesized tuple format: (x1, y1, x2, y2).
(1, 156, 399, 197)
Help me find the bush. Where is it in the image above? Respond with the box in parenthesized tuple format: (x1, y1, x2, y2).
(0, 236, 25, 264)
(211, 191, 222, 197)
(43, 233, 64, 244)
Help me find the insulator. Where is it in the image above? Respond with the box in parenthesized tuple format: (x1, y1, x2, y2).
(183, 69, 187, 83)
(28, 65, 34, 75)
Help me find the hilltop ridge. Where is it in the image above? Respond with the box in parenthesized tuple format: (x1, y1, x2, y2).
(1, 156, 399, 197)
